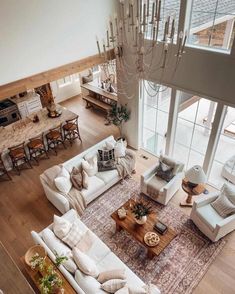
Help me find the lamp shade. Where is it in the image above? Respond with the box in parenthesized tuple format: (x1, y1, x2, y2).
(185, 165, 206, 184)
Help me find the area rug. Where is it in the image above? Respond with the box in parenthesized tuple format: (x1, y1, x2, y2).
(81, 179, 226, 294)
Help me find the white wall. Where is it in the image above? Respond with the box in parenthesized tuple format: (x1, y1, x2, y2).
(0, 0, 117, 85)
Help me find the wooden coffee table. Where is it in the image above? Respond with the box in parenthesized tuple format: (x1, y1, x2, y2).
(111, 198, 177, 259)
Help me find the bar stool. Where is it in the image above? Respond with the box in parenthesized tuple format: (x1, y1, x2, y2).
(0, 153, 12, 180)
(27, 133, 49, 165)
(8, 142, 32, 175)
(63, 116, 82, 146)
(46, 124, 66, 155)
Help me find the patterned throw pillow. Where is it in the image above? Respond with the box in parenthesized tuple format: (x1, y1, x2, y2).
(70, 167, 83, 191)
(211, 193, 235, 218)
(98, 149, 115, 161)
(62, 221, 84, 248)
(156, 161, 174, 182)
(101, 279, 127, 293)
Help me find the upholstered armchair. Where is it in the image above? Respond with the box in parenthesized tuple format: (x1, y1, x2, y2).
(190, 191, 235, 242)
(141, 155, 184, 205)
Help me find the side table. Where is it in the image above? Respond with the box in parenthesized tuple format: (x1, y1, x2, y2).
(181, 178, 206, 207)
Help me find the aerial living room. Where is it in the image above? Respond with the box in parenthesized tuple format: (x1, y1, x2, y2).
(0, 0, 235, 293)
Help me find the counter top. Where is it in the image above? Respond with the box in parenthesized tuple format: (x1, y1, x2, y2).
(0, 105, 76, 153)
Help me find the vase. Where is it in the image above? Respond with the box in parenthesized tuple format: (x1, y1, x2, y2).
(135, 215, 147, 225)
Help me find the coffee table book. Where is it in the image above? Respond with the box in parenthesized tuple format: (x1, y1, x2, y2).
(111, 198, 177, 259)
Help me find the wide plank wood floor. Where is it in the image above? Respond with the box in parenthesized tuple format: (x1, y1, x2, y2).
(0, 95, 234, 293)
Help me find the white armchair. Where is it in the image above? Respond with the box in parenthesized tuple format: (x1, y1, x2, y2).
(190, 192, 235, 242)
(141, 155, 184, 205)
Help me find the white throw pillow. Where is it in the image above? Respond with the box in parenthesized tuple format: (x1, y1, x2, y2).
(82, 170, 89, 189)
(62, 220, 84, 248)
(98, 269, 126, 283)
(114, 140, 126, 158)
(101, 279, 127, 293)
(54, 166, 72, 193)
(115, 287, 129, 294)
(106, 140, 116, 150)
(222, 182, 235, 205)
(75, 270, 102, 294)
(41, 228, 77, 274)
(82, 156, 98, 177)
(72, 247, 99, 278)
(53, 215, 72, 239)
(128, 286, 146, 294)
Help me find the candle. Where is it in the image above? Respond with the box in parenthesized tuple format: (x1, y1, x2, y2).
(137, 0, 139, 18)
(147, 0, 150, 17)
(170, 18, 175, 39)
(135, 25, 138, 46)
(157, 0, 161, 21)
(140, 0, 142, 23)
(155, 0, 158, 18)
(181, 33, 187, 53)
(152, 25, 156, 45)
(166, 16, 170, 36)
(163, 21, 167, 41)
(131, 4, 134, 25)
(177, 31, 183, 55)
(110, 18, 114, 40)
(106, 30, 110, 47)
(143, 3, 146, 24)
(96, 36, 101, 55)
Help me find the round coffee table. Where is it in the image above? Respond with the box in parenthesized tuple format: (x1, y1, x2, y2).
(181, 178, 206, 207)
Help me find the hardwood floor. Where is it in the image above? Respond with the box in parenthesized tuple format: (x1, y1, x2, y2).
(0, 95, 234, 294)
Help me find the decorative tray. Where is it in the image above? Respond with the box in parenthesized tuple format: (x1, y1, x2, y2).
(144, 231, 160, 247)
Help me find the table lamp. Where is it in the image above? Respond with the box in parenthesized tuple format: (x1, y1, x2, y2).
(185, 165, 206, 188)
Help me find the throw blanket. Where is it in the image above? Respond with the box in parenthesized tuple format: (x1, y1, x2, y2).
(42, 165, 86, 216)
(116, 149, 136, 179)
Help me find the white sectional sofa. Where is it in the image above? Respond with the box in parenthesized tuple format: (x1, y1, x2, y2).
(40, 136, 134, 214)
(31, 209, 161, 294)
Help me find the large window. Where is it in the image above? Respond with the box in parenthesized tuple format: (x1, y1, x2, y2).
(187, 0, 235, 52)
(208, 106, 235, 188)
(173, 92, 217, 170)
(141, 80, 171, 156)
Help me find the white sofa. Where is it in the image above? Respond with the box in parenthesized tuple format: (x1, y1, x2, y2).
(31, 209, 160, 294)
(190, 191, 235, 242)
(141, 155, 184, 205)
(40, 136, 135, 214)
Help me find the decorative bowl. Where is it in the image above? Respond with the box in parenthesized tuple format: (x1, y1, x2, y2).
(25, 245, 47, 267)
(144, 232, 160, 247)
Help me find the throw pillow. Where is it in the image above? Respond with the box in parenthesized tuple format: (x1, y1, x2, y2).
(98, 148, 115, 161)
(82, 156, 98, 177)
(82, 170, 89, 189)
(101, 279, 127, 293)
(98, 159, 117, 172)
(115, 287, 129, 294)
(53, 215, 72, 239)
(211, 193, 235, 218)
(156, 161, 174, 182)
(106, 140, 115, 150)
(98, 269, 126, 283)
(128, 286, 146, 294)
(114, 140, 126, 158)
(54, 166, 72, 194)
(70, 167, 83, 191)
(76, 230, 94, 253)
(75, 270, 101, 294)
(222, 182, 235, 205)
(72, 247, 99, 278)
(62, 220, 84, 248)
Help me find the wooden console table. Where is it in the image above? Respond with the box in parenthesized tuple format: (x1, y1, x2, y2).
(82, 81, 118, 117)
(21, 255, 76, 294)
(181, 178, 206, 207)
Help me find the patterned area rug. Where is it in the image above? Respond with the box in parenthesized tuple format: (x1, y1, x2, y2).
(81, 179, 226, 294)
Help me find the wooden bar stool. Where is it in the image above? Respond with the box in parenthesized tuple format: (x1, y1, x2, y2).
(27, 133, 49, 165)
(0, 153, 12, 180)
(8, 142, 32, 175)
(63, 116, 82, 146)
(46, 124, 66, 155)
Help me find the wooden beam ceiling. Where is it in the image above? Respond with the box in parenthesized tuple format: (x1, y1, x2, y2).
(0, 49, 115, 100)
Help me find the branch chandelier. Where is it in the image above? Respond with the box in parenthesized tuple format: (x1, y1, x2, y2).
(96, 0, 187, 99)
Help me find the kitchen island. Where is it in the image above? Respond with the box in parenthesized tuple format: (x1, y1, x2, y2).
(0, 105, 77, 169)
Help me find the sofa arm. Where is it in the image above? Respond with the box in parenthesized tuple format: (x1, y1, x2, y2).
(162, 172, 183, 191)
(141, 164, 159, 182)
(216, 214, 235, 229)
(193, 192, 220, 208)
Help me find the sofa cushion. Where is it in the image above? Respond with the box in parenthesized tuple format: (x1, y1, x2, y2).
(101, 279, 127, 293)
(81, 176, 105, 204)
(98, 269, 126, 283)
(146, 174, 166, 198)
(222, 182, 235, 205)
(82, 170, 89, 189)
(96, 169, 119, 184)
(75, 269, 106, 294)
(54, 167, 72, 194)
(76, 230, 94, 253)
(211, 193, 235, 217)
(53, 215, 72, 239)
(72, 247, 99, 277)
(196, 204, 224, 231)
(41, 228, 77, 274)
(82, 156, 98, 177)
(62, 220, 84, 248)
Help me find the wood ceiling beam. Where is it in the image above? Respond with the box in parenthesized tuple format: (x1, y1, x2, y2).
(0, 49, 115, 100)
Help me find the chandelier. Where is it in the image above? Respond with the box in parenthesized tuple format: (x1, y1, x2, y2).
(96, 0, 187, 99)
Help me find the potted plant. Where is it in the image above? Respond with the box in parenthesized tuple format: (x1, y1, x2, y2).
(107, 104, 130, 141)
(131, 201, 152, 225)
(39, 265, 63, 294)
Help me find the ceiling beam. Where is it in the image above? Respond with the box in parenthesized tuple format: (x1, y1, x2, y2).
(0, 49, 115, 100)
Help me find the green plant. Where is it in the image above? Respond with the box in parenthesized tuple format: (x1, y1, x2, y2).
(30, 253, 45, 271)
(54, 251, 68, 267)
(131, 201, 152, 220)
(39, 265, 63, 294)
(107, 104, 130, 135)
